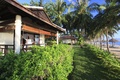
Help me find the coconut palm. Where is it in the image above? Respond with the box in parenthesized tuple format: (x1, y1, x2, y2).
(30, 0, 43, 6)
(88, 0, 120, 52)
(44, 0, 67, 26)
(100, 0, 120, 52)
(39, 0, 43, 6)
(30, 0, 39, 6)
(72, 0, 92, 39)
(62, 12, 74, 35)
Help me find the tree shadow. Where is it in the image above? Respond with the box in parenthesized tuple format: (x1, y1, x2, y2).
(68, 47, 120, 80)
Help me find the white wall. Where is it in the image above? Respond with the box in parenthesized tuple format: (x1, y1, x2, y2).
(0, 32, 14, 55)
(0, 32, 14, 44)
(40, 34, 45, 46)
(62, 39, 71, 44)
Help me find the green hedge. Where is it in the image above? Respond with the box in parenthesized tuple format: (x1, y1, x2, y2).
(85, 44, 120, 70)
(0, 44, 74, 80)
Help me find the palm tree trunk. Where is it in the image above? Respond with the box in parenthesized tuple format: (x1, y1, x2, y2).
(105, 32, 110, 52)
(100, 35, 102, 49)
(112, 36, 114, 47)
(39, 0, 43, 6)
(93, 39, 95, 45)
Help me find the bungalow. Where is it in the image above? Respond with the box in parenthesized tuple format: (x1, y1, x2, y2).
(0, 0, 65, 54)
(60, 35, 77, 44)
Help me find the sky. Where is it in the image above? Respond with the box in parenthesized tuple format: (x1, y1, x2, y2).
(17, 0, 120, 39)
(17, 0, 105, 4)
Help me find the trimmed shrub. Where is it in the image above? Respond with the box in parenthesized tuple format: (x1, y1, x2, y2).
(0, 44, 74, 80)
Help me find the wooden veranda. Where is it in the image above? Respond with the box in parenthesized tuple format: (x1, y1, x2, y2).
(0, 0, 65, 55)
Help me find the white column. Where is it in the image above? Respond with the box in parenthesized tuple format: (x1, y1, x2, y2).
(57, 31, 59, 45)
(15, 15, 22, 53)
(40, 34, 45, 46)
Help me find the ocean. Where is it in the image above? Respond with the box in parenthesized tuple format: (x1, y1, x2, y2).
(109, 38, 120, 46)
(102, 38, 120, 46)
(109, 42, 120, 45)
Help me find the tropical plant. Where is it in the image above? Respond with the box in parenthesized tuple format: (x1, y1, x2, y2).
(44, 0, 67, 26)
(88, 0, 120, 51)
(73, 0, 92, 41)
(30, 0, 43, 6)
(0, 44, 74, 80)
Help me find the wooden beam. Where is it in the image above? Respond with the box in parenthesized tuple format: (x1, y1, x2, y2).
(8, 7, 17, 14)
(0, 28, 5, 32)
(22, 25, 56, 36)
(0, 9, 8, 15)
(0, 25, 14, 32)
(0, 19, 14, 26)
(22, 19, 56, 33)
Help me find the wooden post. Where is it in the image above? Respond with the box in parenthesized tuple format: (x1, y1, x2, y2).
(15, 15, 22, 53)
(4, 45, 8, 55)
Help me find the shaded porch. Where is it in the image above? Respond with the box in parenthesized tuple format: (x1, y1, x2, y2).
(0, 0, 65, 55)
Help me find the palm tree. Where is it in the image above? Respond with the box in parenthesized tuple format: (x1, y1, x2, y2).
(30, 0, 39, 6)
(62, 13, 74, 35)
(101, 1, 120, 52)
(39, 0, 43, 6)
(88, 0, 120, 52)
(72, 0, 92, 39)
(30, 0, 43, 6)
(44, 0, 67, 26)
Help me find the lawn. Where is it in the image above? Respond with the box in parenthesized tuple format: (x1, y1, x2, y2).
(69, 44, 120, 80)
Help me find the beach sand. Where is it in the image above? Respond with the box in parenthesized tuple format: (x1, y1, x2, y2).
(103, 46, 120, 59)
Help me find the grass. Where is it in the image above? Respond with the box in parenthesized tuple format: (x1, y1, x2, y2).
(68, 44, 120, 80)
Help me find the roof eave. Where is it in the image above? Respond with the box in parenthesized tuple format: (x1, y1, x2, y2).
(4, 0, 65, 32)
